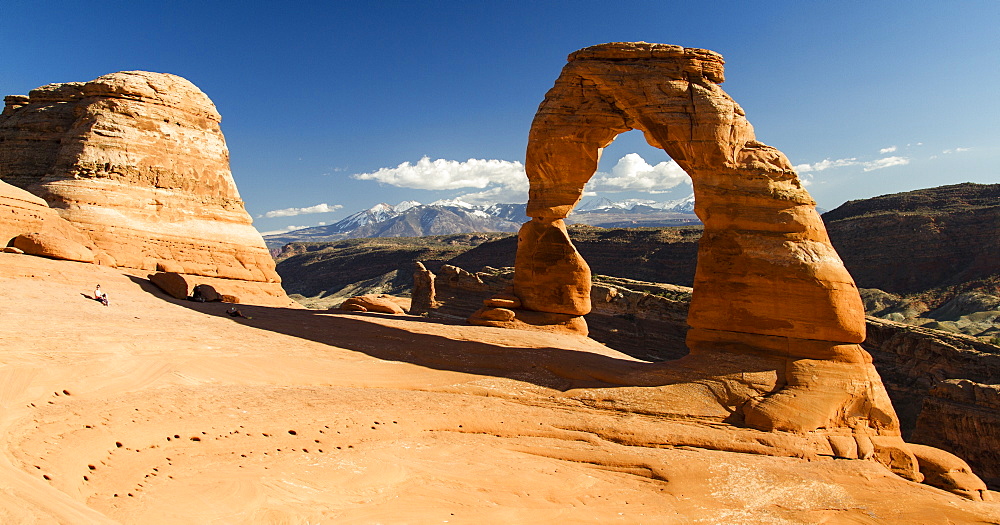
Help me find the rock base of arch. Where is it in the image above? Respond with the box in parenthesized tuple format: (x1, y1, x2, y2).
(468, 306, 588, 336)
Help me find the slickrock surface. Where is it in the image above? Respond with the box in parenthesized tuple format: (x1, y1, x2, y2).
(2, 254, 999, 523)
(0, 71, 283, 301)
(474, 42, 908, 473)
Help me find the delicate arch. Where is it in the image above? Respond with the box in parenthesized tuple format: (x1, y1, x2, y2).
(515, 42, 865, 346)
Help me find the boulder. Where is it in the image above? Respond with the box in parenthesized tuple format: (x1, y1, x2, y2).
(12, 232, 94, 263)
(149, 271, 190, 300)
(339, 294, 405, 315)
(147, 271, 293, 307)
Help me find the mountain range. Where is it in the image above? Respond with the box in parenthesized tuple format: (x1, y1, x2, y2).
(262, 195, 700, 249)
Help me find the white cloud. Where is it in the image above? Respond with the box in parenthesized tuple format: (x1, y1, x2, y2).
(794, 158, 859, 173)
(455, 185, 529, 206)
(863, 156, 910, 171)
(257, 224, 311, 236)
(586, 153, 688, 193)
(353, 156, 526, 190)
(943, 147, 972, 154)
(260, 203, 343, 218)
(879, 146, 897, 154)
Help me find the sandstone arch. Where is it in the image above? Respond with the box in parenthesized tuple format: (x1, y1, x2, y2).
(471, 42, 920, 478)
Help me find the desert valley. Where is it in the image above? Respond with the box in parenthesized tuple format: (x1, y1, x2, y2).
(1, 41, 999, 525)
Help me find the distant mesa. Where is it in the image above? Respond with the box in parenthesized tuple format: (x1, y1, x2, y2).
(825, 182, 1000, 296)
(0, 71, 291, 306)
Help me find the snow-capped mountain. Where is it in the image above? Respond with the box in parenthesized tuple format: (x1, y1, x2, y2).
(262, 201, 528, 249)
(262, 194, 701, 250)
(575, 194, 695, 213)
(568, 194, 700, 228)
(330, 202, 409, 233)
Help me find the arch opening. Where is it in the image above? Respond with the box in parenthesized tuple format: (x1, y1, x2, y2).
(574, 129, 694, 219)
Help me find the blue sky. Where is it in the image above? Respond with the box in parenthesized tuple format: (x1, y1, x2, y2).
(3, 1, 997, 234)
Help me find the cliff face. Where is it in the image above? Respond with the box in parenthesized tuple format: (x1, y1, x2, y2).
(824, 183, 1000, 295)
(913, 380, 1000, 488)
(863, 318, 1000, 487)
(0, 72, 282, 294)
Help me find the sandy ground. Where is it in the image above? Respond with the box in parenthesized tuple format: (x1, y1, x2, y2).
(1, 252, 999, 524)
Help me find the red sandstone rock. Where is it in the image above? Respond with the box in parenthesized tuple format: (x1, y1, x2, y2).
(491, 42, 925, 480)
(148, 271, 289, 307)
(0, 180, 100, 255)
(468, 306, 588, 335)
(340, 294, 405, 315)
(0, 71, 283, 297)
(909, 443, 991, 501)
(512, 218, 591, 316)
(483, 293, 521, 309)
(410, 262, 439, 315)
(149, 272, 192, 300)
(12, 232, 94, 263)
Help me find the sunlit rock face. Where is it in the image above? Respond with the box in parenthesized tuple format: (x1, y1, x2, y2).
(0, 179, 98, 258)
(0, 71, 280, 287)
(470, 42, 964, 483)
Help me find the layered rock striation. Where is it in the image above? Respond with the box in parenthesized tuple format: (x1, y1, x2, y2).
(864, 318, 1000, 488)
(0, 71, 286, 304)
(825, 183, 1000, 295)
(0, 180, 97, 260)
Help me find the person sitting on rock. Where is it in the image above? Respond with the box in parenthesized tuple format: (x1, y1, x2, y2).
(94, 284, 109, 306)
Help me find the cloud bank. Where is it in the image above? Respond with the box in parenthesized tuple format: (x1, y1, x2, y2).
(261, 203, 343, 218)
(352, 156, 527, 190)
(350, 153, 688, 204)
(586, 153, 689, 193)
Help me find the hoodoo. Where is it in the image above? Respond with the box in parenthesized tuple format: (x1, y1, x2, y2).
(470, 42, 986, 494)
(0, 71, 288, 305)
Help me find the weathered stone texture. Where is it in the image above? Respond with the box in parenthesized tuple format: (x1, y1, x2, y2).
(913, 379, 1000, 490)
(0, 179, 96, 251)
(482, 42, 950, 483)
(11, 232, 94, 263)
(339, 294, 406, 315)
(0, 71, 280, 286)
(410, 261, 439, 315)
(148, 271, 290, 307)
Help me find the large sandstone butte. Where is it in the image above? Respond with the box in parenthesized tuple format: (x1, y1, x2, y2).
(472, 42, 959, 487)
(0, 71, 288, 305)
